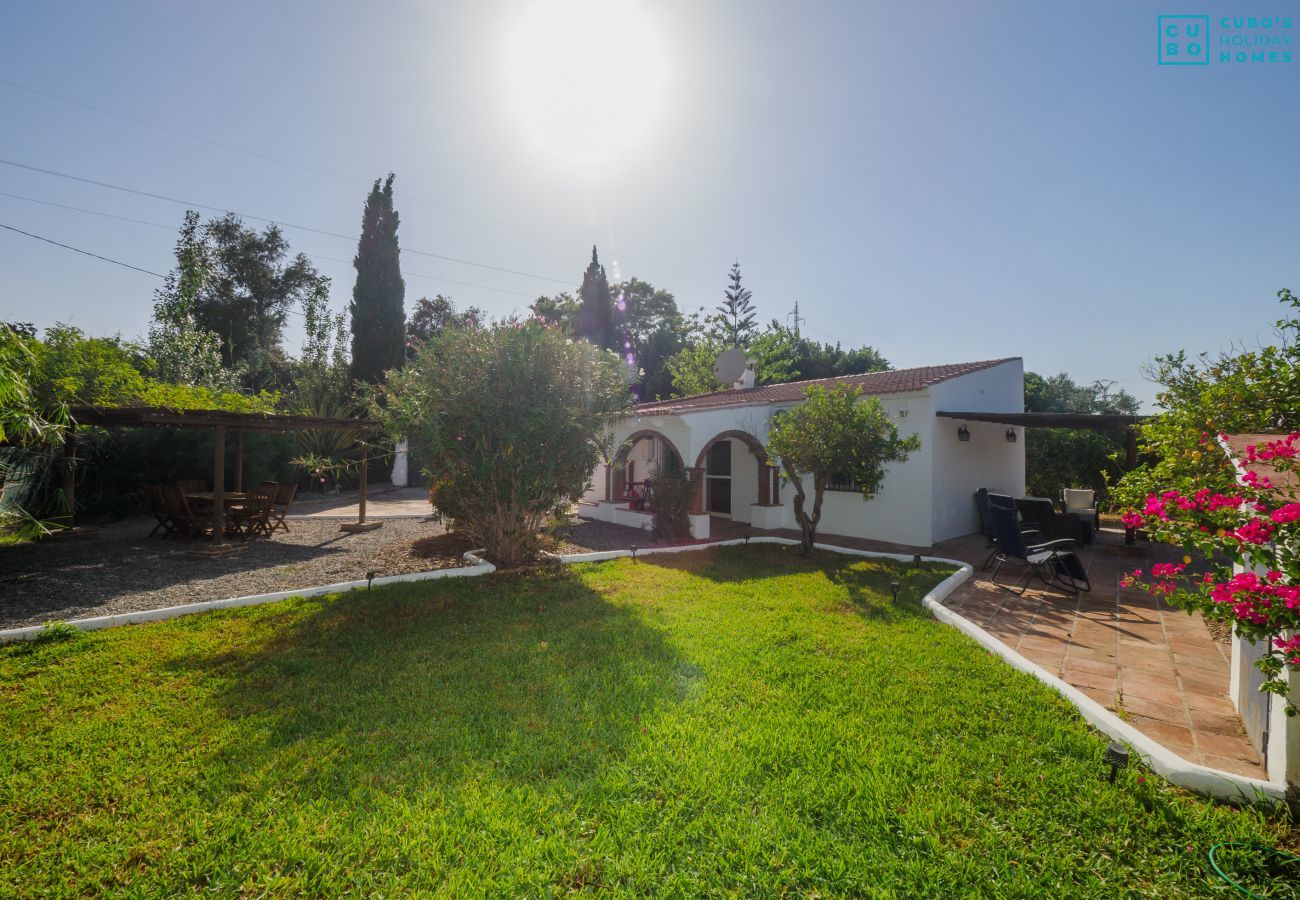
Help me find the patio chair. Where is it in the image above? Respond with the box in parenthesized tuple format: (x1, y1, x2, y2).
(989, 504, 1091, 596)
(267, 482, 297, 534)
(143, 484, 179, 538)
(228, 483, 275, 539)
(176, 479, 207, 497)
(1062, 488, 1100, 536)
(1015, 496, 1089, 545)
(163, 485, 208, 538)
(975, 489, 1047, 570)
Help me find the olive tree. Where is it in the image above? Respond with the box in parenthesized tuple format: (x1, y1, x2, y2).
(767, 384, 920, 554)
(381, 319, 628, 566)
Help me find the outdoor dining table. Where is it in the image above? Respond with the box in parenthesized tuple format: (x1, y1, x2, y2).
(185, 492, 247, 503)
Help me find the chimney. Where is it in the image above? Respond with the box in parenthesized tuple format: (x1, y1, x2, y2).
(734, 358, 756, 390)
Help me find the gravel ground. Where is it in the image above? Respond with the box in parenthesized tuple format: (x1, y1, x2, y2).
(0, 514, 678, 630)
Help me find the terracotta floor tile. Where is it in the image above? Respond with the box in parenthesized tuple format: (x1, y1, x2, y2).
(1119, 694, 1186, 725)
(1199, 753, 1267, 779)
(1065, 671, 1118, 693)
(1120, 679, 1183, 706)
(1188, 708, 1247, 736)
(1068, 646, 1119, 663)
(1182, 692, 1236, 716)
(1077, 687, 1118, 709)
(1195, 731, 1260, 762)
(1176, 668, 1229, 687)
(1062, 656, 1120, 677)
(1125, 715, 1197, 752)
(1021, 651, 1064, 673)
(1019, 635, 1067, 654)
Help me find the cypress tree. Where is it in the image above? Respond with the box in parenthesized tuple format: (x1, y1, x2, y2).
(717, 261, 757, 348)
(576, 246, 615, 351)
(350, 173, 406, 384)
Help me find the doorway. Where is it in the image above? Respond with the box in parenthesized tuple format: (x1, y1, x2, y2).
(706, 440, 732, 515)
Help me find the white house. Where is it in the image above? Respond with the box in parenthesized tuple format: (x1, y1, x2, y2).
(581, 357, 1026, 545)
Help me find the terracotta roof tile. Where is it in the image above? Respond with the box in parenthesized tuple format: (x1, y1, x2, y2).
(633, 358, 1020, 415)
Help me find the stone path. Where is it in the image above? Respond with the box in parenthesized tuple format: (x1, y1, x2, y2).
(290, 486, 432, 519)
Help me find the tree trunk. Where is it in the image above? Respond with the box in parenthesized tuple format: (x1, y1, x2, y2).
(783, 459, 817, 555)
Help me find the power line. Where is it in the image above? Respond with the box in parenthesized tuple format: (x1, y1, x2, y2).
(0, 222, 165, 278)
(0, 157, 574, 286)
(0, 77, 717, 283)
(0, 191, 538, 300)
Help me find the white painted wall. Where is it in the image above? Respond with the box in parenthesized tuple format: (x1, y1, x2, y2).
(929, 360, 1026, 542)
(779, 391, 933, 546)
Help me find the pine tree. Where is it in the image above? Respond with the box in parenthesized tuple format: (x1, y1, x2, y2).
(575, 246, 615, 351)
(349, 173, 407, 384)
(717, 261, 757, 348)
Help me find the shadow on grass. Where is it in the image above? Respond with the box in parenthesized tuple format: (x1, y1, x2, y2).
(164, 567, 684, 792)
(638, 544, 951, 621)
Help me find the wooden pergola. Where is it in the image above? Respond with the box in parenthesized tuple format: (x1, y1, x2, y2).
(64, 406, 381, 554)
(936, 409, 1146, 543)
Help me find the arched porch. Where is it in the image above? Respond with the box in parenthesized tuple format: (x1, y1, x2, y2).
(605, 430, 686, 504)
(690, 429, 782, 523)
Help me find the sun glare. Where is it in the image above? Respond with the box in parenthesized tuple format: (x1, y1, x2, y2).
(502, 0, 667, 170)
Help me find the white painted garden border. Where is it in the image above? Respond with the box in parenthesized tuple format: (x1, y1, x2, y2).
(1, 536, 1286, 804)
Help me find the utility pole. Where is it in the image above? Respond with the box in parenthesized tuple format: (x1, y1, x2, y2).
(788, 301, 805, 339)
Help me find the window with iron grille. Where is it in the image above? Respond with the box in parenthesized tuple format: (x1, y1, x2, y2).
(825, 472, 865, 493)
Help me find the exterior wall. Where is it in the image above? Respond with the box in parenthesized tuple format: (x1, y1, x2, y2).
(928, 360, 1026, 542)
(584, 359, 1024, 548)
(1229, 559, 1298, 787)
(783, 392, 933, 545)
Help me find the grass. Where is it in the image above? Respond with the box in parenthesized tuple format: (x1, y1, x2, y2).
(1, 544, 1295, 896)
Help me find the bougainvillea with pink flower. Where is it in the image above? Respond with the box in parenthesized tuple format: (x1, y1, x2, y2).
(1121, 432, 1300, 713)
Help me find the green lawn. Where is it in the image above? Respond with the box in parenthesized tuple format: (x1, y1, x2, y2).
(1, 545, 1294, 896)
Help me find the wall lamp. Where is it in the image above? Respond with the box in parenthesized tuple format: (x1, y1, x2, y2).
(1006, 429, 1017, 443)
(957, 425, 971, 442)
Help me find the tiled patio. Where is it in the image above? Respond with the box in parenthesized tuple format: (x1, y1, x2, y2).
(723, 520, 1267, 780)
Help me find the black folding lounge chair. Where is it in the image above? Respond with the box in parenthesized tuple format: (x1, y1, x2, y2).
(974, 489, 1046, 571)
(988, 504, 1091, 596)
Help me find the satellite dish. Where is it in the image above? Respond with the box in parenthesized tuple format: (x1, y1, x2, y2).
(713, 348, 748, 386)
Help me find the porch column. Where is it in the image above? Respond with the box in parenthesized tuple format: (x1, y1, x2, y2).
(688, 467, 706, 515)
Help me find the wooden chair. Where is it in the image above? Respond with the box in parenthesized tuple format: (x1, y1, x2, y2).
(228, 483, 275, 539)
(163, 485, 207, 538)
(176, 479, 207, 497)
(143, 485, 178, 538)
(267, 482, 298, 534)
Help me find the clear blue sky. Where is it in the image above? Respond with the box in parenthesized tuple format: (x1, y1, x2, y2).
(2, 0, 1297, 407)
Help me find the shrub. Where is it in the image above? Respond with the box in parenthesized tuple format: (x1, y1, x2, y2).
(381, 319, 628, 566)
(646, 452, 692, 540)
